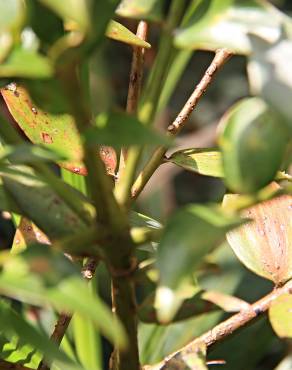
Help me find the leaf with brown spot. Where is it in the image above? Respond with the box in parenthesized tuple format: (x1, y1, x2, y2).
(12, 217, 50, 254)
(224, 190, 292, 284)
(1, 84, 86, 174)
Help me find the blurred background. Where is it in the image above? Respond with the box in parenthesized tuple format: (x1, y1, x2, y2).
(0, 1, 291, 369)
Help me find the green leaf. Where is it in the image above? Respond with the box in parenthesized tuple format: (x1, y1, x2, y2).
(0, 245, 127, 349)
(1, 335, 41, 368)
(218, 97, 288, 193)
(106, 20, 150, 48)
(174, 342, 207, 370)
(39, 0, 91, 33)
(248, 34, 292, 131)
(167, 148, 224, 177)
(224, 192, 292, 285)
(1, 84, 86, 174)
(0, 299, 84, 370)
(155, 204, 244, 322)
(0, 178, 20, 213)
(269, 294, 292, 338)
(0, 47, 53, 78)
(27, 0, 64, 45)
(116, 0, 165, 21)
(85, 111, 171, 148)
(0, 143, 68, 164)
(0, 0, 25, 33)
(0, 165, 93, 241)
(174, 0, 283, 54)
(138, 290, 218, 324)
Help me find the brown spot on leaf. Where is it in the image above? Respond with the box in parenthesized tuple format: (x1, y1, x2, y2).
(41, 132, 53, 144)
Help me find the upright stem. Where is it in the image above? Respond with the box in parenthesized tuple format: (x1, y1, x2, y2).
(116, 21, 148, 206)
(60, 62, 140, 370)
(139, 0, 186, 126)
(131, 49, 233, 200)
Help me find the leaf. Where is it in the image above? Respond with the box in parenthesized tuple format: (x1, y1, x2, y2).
(167, 148, 224, 177)
(0, 47, 53, 78)
(218, 97, 288, 193)
(202, 290, 250, 313)
(39, 0, 91, 33)
(0, 0, 25, 33)
(116, 0, 165, 21)
(85, 111, 171, 148)
(138, 290, 218, 324)
(0, 245, 127, 349)
(130, 211, 162, 230)
(0, 165, 93, 241)
(0, 178, 20, 213)
(1, 334, 41, 368)
(274, 354, 292, 370)
(106, 20, 150, 48)
(248, 33, 292, 131)
(155, 204, 244, 322)
(11, 217, 50, 254)
(174, 0, 283, 55)
(169, 342, 207, 370)
(1, 84, 86, 175)
(224, 192, 292, 284)
(0, 143, 68, 164)
(0, 299, 84, 370)
(269, 294, 292, 338)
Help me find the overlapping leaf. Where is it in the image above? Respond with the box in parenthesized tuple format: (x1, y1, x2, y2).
(174, 0, 283, 54)
(155, 204, 244, 322)
(218, 97, 288, 193)
(224, 191, 292, 284)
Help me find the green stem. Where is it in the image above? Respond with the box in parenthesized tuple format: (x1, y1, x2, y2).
(60, 62, 140, 370)
(139, 0, 187, 126)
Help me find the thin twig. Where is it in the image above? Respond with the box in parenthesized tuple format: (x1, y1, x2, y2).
(116, 21, 148, 204)
(144, 279, 292, 370)
(131, 48, 233, 200)
(37, 258, 99, 370)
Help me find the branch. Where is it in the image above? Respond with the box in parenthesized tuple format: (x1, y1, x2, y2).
(116, 21, 148, 205)
(37, 258, 99, 370)
(144, 279, 292, 370)
(131, 48, 233, 200)
(0, 360, 34, 370)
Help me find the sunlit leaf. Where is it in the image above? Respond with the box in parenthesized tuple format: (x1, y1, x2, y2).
(138, 290, 218, 324)
(174, 0, 282, 54)
(0, 47, 53, 78)
(218, 97, 288, 193)
(269, 294, 292, 338)
(0, 0, 25, 34)
(85, 111, 171, 148)
(274, 354, 292, 370)
(155, 204, 244, 322)
(0, 245, 127, 349)
(0, 299, 84, 370)
(39, 0, 91, 33)
(106, 20, 150, 48)
(1, 84, 86, 174)
(248, 33, 292, 131)
(11, 217, 50, 254)
(167, 148, 224, 177)
(224, 191, 292, 284)
(116, 0, 165, 21)
(202, 290, 250, 313)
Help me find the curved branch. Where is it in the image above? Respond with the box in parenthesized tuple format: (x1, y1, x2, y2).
(144, 279, 292, 370)
(131, 48, 233, 200)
